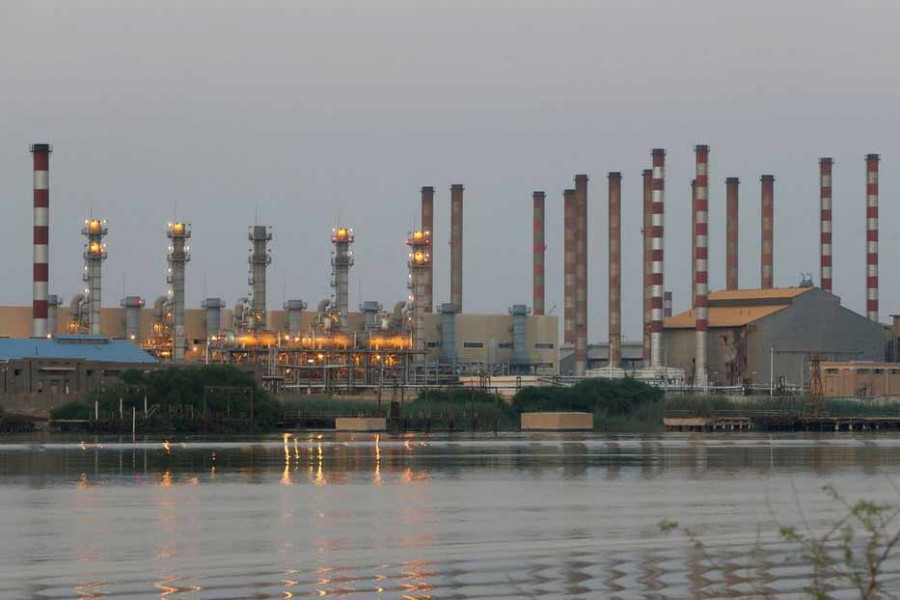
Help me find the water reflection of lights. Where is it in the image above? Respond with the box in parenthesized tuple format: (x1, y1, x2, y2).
(75, 473, 98, 489)
(374, 433, 382, 484)
(162, 440, 171, 454)
(159, 470, 174, 487)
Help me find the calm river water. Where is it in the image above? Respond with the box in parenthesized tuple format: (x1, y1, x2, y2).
(1, 432, 900, 598)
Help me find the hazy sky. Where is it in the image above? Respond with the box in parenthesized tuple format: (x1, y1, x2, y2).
(2, 0, 899, 343)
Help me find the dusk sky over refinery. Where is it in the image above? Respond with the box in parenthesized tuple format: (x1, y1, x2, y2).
(2, 0, 900, 343)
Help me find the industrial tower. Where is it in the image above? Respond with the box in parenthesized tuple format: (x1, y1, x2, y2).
(330, 227, 354, 324)
(167, 222, 191, 360)
(82, 219, 108, 335)
(406, 229, 431, 358)
(248, 225, 272, 331)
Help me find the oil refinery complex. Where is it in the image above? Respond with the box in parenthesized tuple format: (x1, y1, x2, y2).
(1, 143, 900, 406)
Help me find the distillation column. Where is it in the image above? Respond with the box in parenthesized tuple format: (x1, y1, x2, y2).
(650, 149, 666, 368)
(331, 227, 354, 324)
(167, 222, 191, 360)
(866, 154, 879, 322)
(248, 225, 272, 331)
(407, 230, 431, 359)
(532, 191, 546, 316)
(82, 219, 108, 335)
(694, 145, 709, 389)
(726, 177, 740, 291)
(31, 144, 52, 338)
(608, 173, 622, 368)
(820, 158, 834, 294)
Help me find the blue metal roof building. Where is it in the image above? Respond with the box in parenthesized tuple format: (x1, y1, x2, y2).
(0, 335, 157, 363)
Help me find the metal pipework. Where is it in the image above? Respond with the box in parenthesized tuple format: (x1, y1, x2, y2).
(82, 219, 108, 335)
(608, 173, 622, 368)
(421, 186, 434, 313)
(820, 158, 834, 294)
(31, 144, 51, 338)
(574, 174, 589, 377)
(866, 154, 879, 321)
(407, 230, 431, 359)
(563, 188, 576, 347)
(760, 175, 775, 289)
(694, 145, 710, 389)
(202, 297, 226, 337)
(532, 191, 546, 316)
(726, 177, 740, 290)
(642, 169, 652, 363)
(650, 149, 666, 368)
(248, 225, 272, 331)
(450, 184, 464, 312)
(167, 222, 191, 360)
(121, 295, 145, 342)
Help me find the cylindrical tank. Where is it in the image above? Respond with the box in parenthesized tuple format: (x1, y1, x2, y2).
(283, 299, 306, 333)
(121, 295, 145, 342)
(202, 297, 225, 337)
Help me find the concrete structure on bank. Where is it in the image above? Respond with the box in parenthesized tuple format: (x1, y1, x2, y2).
(664, 287, 885, 387)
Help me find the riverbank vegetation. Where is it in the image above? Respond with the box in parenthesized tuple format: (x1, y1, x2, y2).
(50, 365, 278, 432)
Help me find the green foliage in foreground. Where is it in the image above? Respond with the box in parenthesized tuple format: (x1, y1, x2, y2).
(50, 365, 278, 430)
(406, 388, 517, 430)
(278, 396, 385, 417)
(662, 484, 900, 599)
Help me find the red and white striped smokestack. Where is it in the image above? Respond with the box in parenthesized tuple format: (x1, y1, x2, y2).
(726, 177, 740, 291)
(650, 149, 666, 368)
(819, 159, 833, 294)
(450, 184, 464, 312)
(532, 191, 546, 316)
(574, 174, 588, 376)
(760, 174, 775, 289)
(421, 186, 434, 313)
(694, 144, 710, 388)
(608, 172, 622, 368)
(866, 154, 879, 322)
(642, 169, 652, 364)
(31, 144, 52, 338)
(690, 179, 697, 307)
(563, 188, 576, 347)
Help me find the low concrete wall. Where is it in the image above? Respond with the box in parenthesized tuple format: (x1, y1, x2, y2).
(335, 417, 387, 432)
(520, 412, 593, 431)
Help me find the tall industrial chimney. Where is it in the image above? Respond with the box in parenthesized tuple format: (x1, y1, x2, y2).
(407, 229, 431, 359)
(608, 172, 622, 368)
(690, 179, 697, 307)
(82, 219, 108, 335)
(167, 222, 191, 360)
(563, 188, 576, 347)
(694, 145, 710, 389)
(760, 175, 775, 289)
(726, 177, 740, 291)
(866, 154, 879, 322)
(574, 174, 589, 376)
(819, 158, 834, 294)
(650, 149, 666, 368)
(330, 226, 354, 323)
(421, 186, 434, 313)
(31, 144, 51, 338)
(450, 183, 464, 312)
(642, 169, 652, 363)
(532, 191, 546, 316)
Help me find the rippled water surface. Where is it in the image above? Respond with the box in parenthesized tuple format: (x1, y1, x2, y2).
(2, 432, 900, 598)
